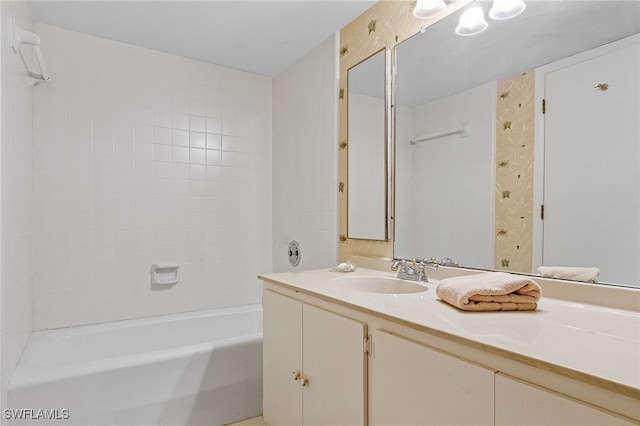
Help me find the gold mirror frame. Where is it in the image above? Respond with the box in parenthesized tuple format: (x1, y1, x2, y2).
(338, 0, 472, 262)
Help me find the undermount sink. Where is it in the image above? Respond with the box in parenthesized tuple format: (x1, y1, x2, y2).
(328, 276, 428, 294)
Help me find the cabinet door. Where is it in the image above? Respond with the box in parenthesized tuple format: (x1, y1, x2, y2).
(263, 290, 303, 425)
(303, 304, 367, 426)
(369, 330, 494, 426)
(495, 374, 634, 426)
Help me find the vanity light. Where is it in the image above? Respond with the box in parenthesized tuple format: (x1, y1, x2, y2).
(413, 0, 447, 19)
(455, 4, 488, 36)
(489, 0, 526, 20)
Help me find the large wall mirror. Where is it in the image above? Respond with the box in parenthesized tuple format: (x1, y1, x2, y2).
(348, 49, 388, 240)
(394, 1, 640, 288)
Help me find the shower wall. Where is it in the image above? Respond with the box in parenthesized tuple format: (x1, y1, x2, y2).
(32, 24, 272, 330)
(0, 1, 35, 409)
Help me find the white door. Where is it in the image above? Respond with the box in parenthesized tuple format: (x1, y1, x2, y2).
(543, 41, 639, 285)
(262, 291, 303, 425)
(302, 304, 367, 426)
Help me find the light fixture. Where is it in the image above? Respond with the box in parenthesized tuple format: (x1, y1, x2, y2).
(413, 0, 447, 19)
(489, 0, 526, 20)
(455, 4, 488, 36)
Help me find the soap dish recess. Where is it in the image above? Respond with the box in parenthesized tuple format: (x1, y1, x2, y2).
(150, 264, 179, 285)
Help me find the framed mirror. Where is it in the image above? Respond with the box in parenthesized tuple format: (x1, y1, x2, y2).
(348, 48, 388, 240)
(394, 1, 640, 287)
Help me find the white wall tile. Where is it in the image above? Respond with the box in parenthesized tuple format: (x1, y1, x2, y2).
(32, 23, 272, 331)
(173, 129, 189, 147)
(272, 33, 338, 272)
(134, 125, 153, 143)
(207, 117, 222, 134)
(173, 146, 190, 163)
(154, 110, 172, 128)
(172, 112, 189, 130)
(190, 131, 206, 148)
(153, 127, 172, 145)
(190, 115, 206, 132)
(190, 98, 206, 116)
(172, 95, 190, 113)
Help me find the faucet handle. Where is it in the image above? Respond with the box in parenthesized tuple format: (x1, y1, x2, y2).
(438, 257, 459, 267)
(421, 257, 439, 269)
(390, 258, 405, 271)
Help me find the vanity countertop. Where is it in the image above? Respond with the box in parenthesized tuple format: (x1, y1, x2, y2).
(259, 267, 640, 400)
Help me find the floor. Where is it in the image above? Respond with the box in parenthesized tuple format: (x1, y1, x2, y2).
(225, 415, 268, 426)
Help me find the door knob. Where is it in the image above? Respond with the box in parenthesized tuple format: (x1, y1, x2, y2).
(292, 371, 301, 381)
(300, 377, 309, 387)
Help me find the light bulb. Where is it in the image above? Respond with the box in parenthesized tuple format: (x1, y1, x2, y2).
(413, 0, 447, 19)
(489, 0, 526, 20)
(455, 4, 488, 36)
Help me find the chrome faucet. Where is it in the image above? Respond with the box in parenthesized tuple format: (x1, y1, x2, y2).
(391, 258, 439, 283)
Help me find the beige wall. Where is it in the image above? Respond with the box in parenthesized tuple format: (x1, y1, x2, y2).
(495, 71, 535, 273)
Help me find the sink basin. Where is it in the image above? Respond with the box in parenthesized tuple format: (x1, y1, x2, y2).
(328, 276, 428, 294)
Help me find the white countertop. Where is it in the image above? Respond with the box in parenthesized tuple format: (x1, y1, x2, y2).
(259, 267, 640, 397)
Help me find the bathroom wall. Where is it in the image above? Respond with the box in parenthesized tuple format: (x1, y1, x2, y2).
(395, 83, 496, 266)
(495, 71, 534, 273)
(347, 93, 385, 240)
(0, 0, 35, 408)
(32, 24, 272, 330)
(393, 104, 414, 258)
(272, 33, 338, 272)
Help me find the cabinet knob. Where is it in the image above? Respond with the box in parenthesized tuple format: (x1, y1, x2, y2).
(300, 377, 309, 387)
(292, 371, 301, 381)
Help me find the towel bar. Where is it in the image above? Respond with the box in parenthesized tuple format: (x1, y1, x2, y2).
(10, 17, 51, 85)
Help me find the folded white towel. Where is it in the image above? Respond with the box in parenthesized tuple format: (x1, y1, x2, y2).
(538, 266, 600, 283)
(436, 272, 541, 312)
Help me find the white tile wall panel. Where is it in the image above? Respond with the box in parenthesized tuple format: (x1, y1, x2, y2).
(1, 0, 36, 409)
(272, 33, 338, 272)
(32, 24, 272, 330)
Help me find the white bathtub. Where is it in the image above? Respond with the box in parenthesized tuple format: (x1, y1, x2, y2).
(8, 304, 263, 426)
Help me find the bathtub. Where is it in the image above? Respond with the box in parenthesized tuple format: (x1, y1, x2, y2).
(8, 304, 263, 426)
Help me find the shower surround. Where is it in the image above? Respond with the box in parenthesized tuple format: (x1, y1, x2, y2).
(31, 23, 273, 331)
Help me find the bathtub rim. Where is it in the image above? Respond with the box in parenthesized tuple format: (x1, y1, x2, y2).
(34, 302, 263, 335)
(9, 303, 263, 390)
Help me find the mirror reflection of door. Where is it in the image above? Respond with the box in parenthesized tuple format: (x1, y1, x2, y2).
(540, 36, 640, 285)
(393, 1, 639, 288)
(348, 49, 387, 241)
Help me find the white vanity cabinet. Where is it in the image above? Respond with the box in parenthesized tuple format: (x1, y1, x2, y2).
(262, 290, 368, 426)
(260, 270, 640, 425)
(495, 374, 635, 426)
(369, 330, 495, 426)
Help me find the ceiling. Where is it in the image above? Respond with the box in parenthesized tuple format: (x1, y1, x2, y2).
(395, 0, 640, 107)
(27, 0, 376, 77)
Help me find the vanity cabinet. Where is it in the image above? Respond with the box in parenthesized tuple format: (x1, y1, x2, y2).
(262, 290, 367, 426)
(260, 272, 639, 426)
(369, 330, 495, 426)
(495, 374, 634, 426)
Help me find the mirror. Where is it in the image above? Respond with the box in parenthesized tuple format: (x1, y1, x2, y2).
(348, 49, 388, 240)
(394, 1, 640, 287)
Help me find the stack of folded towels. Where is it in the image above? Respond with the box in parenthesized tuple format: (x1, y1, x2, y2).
(436, 272, 541, 312)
